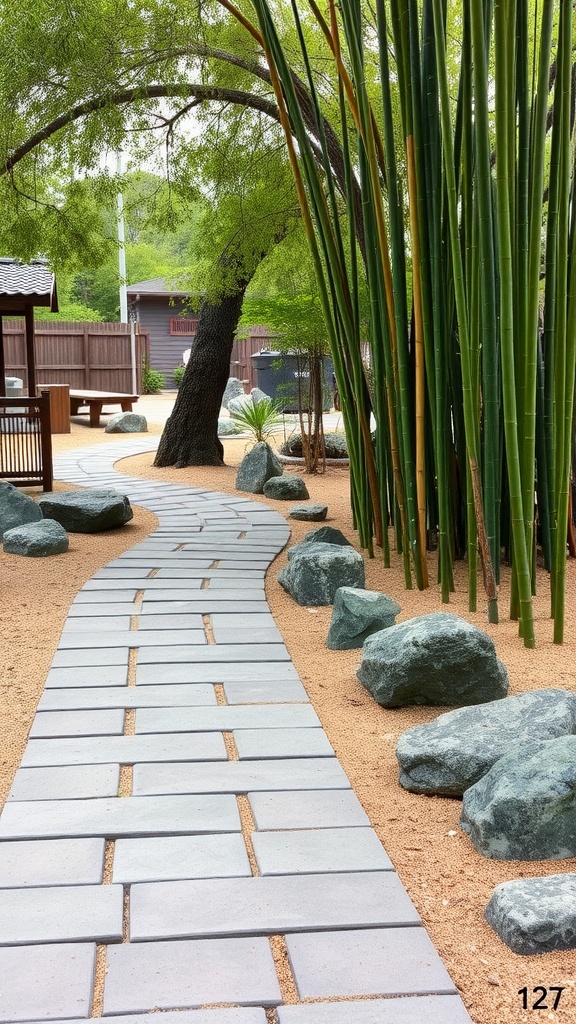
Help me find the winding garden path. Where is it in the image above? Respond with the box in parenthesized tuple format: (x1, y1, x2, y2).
(0, 440, 473, 1024)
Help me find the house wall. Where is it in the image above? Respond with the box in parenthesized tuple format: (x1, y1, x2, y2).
(134, 297, 195, 388)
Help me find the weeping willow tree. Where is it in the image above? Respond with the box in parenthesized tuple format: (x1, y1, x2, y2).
(219, 0, 576, 647)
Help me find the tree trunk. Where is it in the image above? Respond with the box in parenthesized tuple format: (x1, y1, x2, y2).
(154, 282, 248, 467)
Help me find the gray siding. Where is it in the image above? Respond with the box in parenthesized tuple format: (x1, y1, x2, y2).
(135, 298, 196, 388)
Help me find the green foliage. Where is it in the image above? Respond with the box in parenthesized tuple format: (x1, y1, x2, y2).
(229, 397, 285, 444)
(173, 365, 185, 387)
(41, 302, 102, 322)
(142, 367, 164, 394)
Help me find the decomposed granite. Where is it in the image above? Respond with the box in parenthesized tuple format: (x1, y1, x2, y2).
(0, 439, 473, 1024)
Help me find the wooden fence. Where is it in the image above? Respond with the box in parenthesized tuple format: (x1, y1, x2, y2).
(3, 321, 149, 394)
(230, 327, 277, 391)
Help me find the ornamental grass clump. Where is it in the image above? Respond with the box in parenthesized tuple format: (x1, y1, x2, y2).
(229, 396, 285, 444)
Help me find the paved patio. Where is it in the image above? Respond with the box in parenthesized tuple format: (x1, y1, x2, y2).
(0, 440, 473, 1024)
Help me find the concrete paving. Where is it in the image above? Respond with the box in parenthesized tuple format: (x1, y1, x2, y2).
(0, 439, 474, 1024)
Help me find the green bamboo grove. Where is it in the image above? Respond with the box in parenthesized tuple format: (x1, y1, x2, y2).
(220, 0, 576, 648)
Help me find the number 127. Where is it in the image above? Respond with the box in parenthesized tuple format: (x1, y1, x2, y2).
(518, 986, 565, 1010)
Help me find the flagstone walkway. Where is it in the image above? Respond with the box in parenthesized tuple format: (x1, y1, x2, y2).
(0, 440, 474, 1024)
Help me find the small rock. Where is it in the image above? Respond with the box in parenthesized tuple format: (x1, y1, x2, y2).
(104, 412, 148, 433)
(280, 432, 348, 459)
(289, 504, 328, 522)
(461, 735, 576, 860)
(217, 419, 243, 436)
(485, 875, 576, 954)
(235, 442, 283, 494)
(327, 587, 401, 650)
(3, 519, 69, 556)
(263, 475, 310, 500)
(0, 481, 42, 538)
(39, 490, 133, 533)
(278, 541, 365, 606)
(300, 526, 351, 547)
(222, 377, 245, 409)
(251, 387, 271, 405)
(396, 689, 576, 795)
(357, 613, 509, 709)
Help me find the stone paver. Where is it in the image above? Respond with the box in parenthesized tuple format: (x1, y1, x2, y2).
(284, 928, 458, 998)
(0, 884, 123, 945)
(103, 938, 282, 1012)
(0, 439, 471, 1024)
(0, 943, 96, 1022)
(0, 838, 105, 887)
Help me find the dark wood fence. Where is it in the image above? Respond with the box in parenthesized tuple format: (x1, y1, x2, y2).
(3, 321, 149, 394)
(230, 326, 277, 391)
(0, 392, 53, 490)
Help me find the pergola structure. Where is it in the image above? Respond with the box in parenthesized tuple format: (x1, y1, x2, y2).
(0, 257, 58, 395)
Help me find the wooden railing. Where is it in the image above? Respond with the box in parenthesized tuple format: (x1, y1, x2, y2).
(0, 392, 53, 491)
(169, 317, 197, 335)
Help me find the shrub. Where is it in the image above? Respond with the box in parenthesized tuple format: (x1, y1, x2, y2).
(142, 367, 165, 394)
(173, 365, 185, 387)
(229, 397, 285, 444)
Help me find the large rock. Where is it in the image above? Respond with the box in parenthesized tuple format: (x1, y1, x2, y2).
(300, 526, 351, 548)
(278, 541, 365, 606)
(3, 519, 69, 557)
(461, 735, 576, 860)
(228, 394, 254, 416)
(485, 875, 576, 955)
(327, 587, 401, 650)
(39, 490, 133, 533)
(281, 432, 348, 459)
(104, 412, 148, 433)
(263, 475, 309, 500)
(396, 689, 576, 795)
(0, 481, 42, 538)
(289, 504, 328, 522)
(217, 418, 243, 436)
(357, 613, 509, 709)
(235, 443, 283, 494)
(251, 387, 271, 405)
(222, 377, 245, 409)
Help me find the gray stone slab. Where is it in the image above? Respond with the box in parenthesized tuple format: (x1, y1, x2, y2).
(208, 578, 265, 589)
(249, 789, 369, 830)
(142, 589, 266, 603)
(21, 732, 227, 768)
(0, 943, 96, 1022)
(213, 627, 284, 644)
(133, 758, 350, 796)
(81, 578, 177, 591)
(252, 827, 392, 874)
(136, 661, 298, 685)
(0, 884, 123, 945)
(135, 705, 320, 734)
(211, 613, 276, 628)
(277, 996, 474, 1023)
(40, 1013, 267, 1024)
(103, 937, 281, 1013)
(113, 833, 251, 883)
(235, 728, 334, 759)
(55, 629, 207, 649)
(8, 764, 120, 801)
(61, 616, 132, 631)
(29, 709, 125, 738)
(129, 872, 420, 940)
(38, 684, 217, 711)
(0, 794, 240, 840)
(137, 644, 290, 664)
(285, 927, 457, 998)
(141, 597, 268, 611)
(136, 614, 204, 630)
(68, 602, 138, 616)
(45, 666, 128, 688)
(51, 648, 129, 668)
(0, 838, 105, 887)
(223, 682, 307, 705)
(73, 589, 139, 603)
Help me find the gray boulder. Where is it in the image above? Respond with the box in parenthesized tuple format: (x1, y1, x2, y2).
(263, 475, 310, 500)
(222, 377, 245, 409)
(3, 519, 69, 557)
(235, 442, 283, 494)
(278, 541, 365, 606)
(461, 735, 576, 860)
(485, 874, 576, 955)
(289, 504, 328, 522)
(251, 387, 271, 405)
(218, 419, 243, 436)
(0, 481, 42, 538)
(300, 526, 351, 547)
(327, 587, 401, 650)
(39, 490, 133, 533)
(357, 612, 509, 709)
(228, 394, 254, 416)
(396, 689, 576, 795)
(104, 412, 148, 433)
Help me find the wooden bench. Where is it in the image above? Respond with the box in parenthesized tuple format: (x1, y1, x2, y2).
(69, 389, 139, 428)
